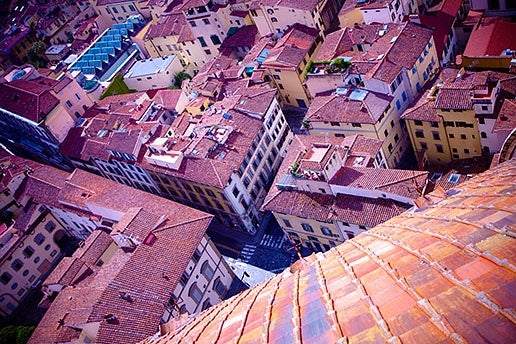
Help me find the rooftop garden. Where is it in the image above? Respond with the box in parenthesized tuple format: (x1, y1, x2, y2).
(305, 58, 352, 76)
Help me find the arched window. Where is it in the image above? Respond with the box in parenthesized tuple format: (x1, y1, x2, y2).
(213, 277, 226, 297)
(189, 283, 202, 303)
(200, 261, 214, 280)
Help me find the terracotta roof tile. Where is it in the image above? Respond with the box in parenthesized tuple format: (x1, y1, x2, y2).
(0, 79, 60, 122)
(145, 159, 516, 343)
(24, 165, 214, 344)
(306, 90, 393, 124)
(463, 17, 516, 58)
(263, 24, 318, 69)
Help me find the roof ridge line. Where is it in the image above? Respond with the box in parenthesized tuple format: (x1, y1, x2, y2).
(152, 213, 213, 233)
(374, 171, 427, 190)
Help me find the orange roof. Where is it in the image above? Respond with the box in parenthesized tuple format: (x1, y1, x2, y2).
(463, 18, 516, 58)
(144, 158, 516, 343)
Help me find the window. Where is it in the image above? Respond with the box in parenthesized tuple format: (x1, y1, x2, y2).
(189, 283, 202, 303)
(204, 49, 212, 55)
(461, 134, 467, 140)
(65, 100, 73, 108)
(203, 18, 210, 25)
(11, 259, 23, 271)
(232, 186, 239, 198)
(415, 130, 424, 138)
(202, 299, 212, 311)
(321, 226, 332, 236)
(75, 93, 81, 100)
(478, 118, 485, 124)
(301, 223, 314, 232)
(112, 7, 119, 14)
(129, 4, 136, 11)
(1, 272, 12, 285)
(201, 261, 214, 280)
(390, 120, 395, 128)
(359, 225, 367, 230)
(420, 142, 428, 150)
(192, 249, 201, 264)
(198, 37, 207, 47)
(214, 277, 226, 296)
(402, 91, 407, 101)
(448, 174, 460, 183)
(396, 100, 401, 110)
(431, 122, 439, 128)
(436, 144, 444, 153)
(394, 134, 399, 142)
(210, 35, 221, 45)
(481, 132, 487, 138)
(464, 148, 470, 154)
(179, 272, 189, 286)
(388, 143, 393, 153)
(351, 123, 362, 128)
(271, 17, 278, 22)
(190, 21, 197, 27)
(384, 129, 389, 137)
(449, 133, 454, 138)
(283, 219, 292, 228)
(432, 131, 440, 140)
(34, 233, 45, 245)
(23, 246, 35, 258)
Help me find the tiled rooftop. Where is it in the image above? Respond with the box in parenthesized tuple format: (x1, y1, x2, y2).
(463, 17, 516, 58)
(305, 88, 392, 124)
(419, 0, 463, 58)
(402, 68, 516, 119)
(0, 79, 60, 122)
(250, 0, 320, 11)
(144, 158, 516, 344)
(262, 134, 422, 225)
(263, 24, 318, 69)
(314, 24, 389, 62)
(370, 22, 434, 83)
(140, 84, 277, 188)
(26, 165, 213, 344)
(145, 13, 194, 42)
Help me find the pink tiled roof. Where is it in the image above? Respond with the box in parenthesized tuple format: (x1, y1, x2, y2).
(145, 13, 194, 42)
(263, 24, 318, 69)
(315, 24, 385, 61)
(152, 89, 182, 110)
(371, 22, 434, 83)
(251, 0, 319, 11)
(26, 165, 213, 344)
(329, 167, 427, 199)
(144, 158, 516, 344)
(220, 25, 259, 49)
(305, 90, 392, 124)
(493, 99, 516, 133)
(0, 79, 60, 122)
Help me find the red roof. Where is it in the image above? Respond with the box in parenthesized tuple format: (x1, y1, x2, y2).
(463, 18, 516, 58)
(0, 79, 60, 122)
(419, 0, 463, 58)
(144, 159, 516, 344)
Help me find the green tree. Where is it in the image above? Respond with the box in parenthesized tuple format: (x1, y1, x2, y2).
(0, 325, 36, 344)
(27, 41, 47, 69)
(173, 71, 192, 88)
